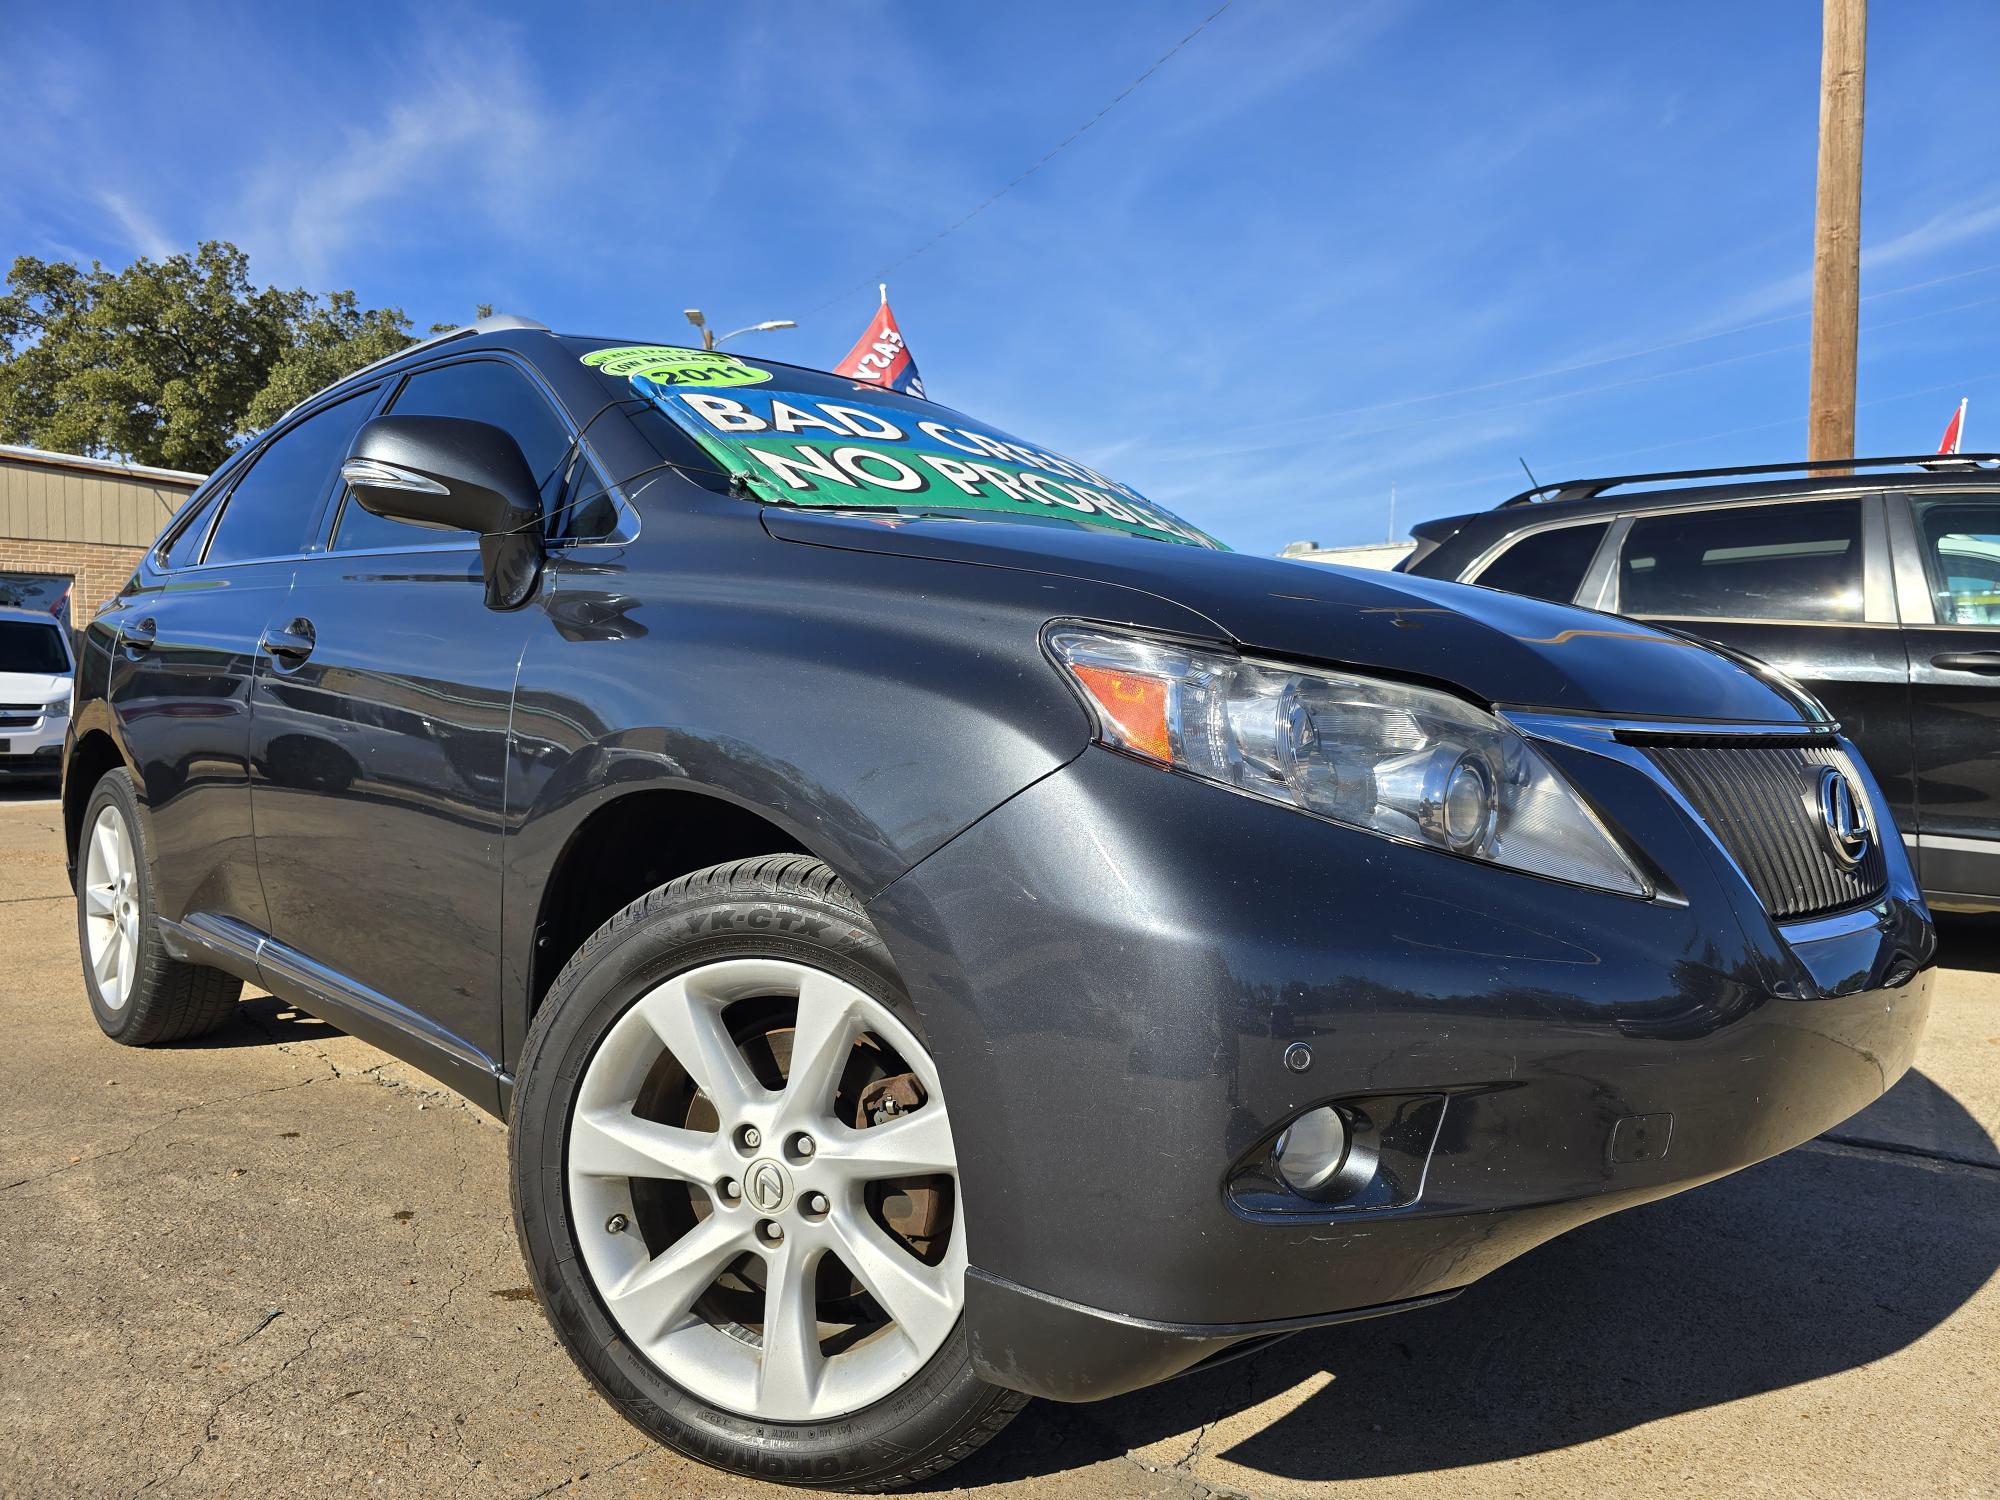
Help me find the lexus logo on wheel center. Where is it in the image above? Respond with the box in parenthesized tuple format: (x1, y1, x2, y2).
(1816, 766, 1872, 867)
(745, 1159, 790, 1213)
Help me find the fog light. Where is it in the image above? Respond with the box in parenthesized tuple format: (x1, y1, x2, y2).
(1273, 1106, 1350, 1198)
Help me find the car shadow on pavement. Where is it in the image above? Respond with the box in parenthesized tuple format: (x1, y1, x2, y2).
(180, 993, 345, 1049)
(942, 1068, 1998, 1490)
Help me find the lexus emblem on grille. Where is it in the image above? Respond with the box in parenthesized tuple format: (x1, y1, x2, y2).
(1816, 766, 1872, 867)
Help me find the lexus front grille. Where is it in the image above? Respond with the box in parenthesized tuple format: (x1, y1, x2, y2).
(1644, 742, 1887, 921)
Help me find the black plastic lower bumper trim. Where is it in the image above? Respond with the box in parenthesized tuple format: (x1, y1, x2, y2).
(963, 1267, 1460, 1402)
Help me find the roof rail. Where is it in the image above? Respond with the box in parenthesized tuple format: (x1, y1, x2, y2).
(337, 312, 551, 387)
(266, 314, 552, 432)
(1497, 452, 2000, 508)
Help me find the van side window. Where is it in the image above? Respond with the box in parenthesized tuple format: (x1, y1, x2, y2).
(332, 359, 581, 550)
(203, 390, 378, 566)
(1618, 500, 1863, 622)
(1474, 522, 1608, 603)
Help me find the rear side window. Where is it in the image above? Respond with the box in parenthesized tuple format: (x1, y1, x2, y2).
(205, 390, 378, 565)
(1619, 499, 1863, 622)
(332, 359, 577, 550)
(1915, 497, 2000, 625)
(155, 488, 220, 568)
(1474, 522, 1608, 603)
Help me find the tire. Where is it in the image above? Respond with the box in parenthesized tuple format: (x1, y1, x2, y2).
(511, 855, 1026, 1490)
(75, 768, 242, 1045)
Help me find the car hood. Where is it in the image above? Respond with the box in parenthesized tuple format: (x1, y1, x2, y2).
(765, 510, 1826, 723)
(0, 670, 68, 705)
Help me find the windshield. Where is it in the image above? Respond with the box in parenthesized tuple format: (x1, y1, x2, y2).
(0, 621, 69, 674)
(574, 343, 1224, 549)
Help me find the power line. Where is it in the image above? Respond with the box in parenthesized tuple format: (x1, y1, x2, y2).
(1221, 257, 2000, 442)
(802, 0, 1237, 320)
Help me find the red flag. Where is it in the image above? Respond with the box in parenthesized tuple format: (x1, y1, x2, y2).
(1938, 398, 1967, 455)
(832, 285, 925, 398)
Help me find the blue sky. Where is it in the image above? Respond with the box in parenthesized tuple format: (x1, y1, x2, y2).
(7, 0, 2000, 555)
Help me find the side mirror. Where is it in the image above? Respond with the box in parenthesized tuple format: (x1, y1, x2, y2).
(341, 415, 545, 609)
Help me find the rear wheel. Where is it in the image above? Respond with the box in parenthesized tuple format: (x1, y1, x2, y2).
(511, 855, 1025, 1490)
(76, 769, 241, 1044)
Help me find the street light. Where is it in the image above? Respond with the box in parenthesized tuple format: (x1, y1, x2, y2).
(683, 309, 796, 352)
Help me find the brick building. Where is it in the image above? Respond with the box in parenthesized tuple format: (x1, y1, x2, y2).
(0, 446, 203, 627)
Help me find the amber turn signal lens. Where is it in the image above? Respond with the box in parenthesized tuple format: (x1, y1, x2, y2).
(1069, 664, 1174, 765)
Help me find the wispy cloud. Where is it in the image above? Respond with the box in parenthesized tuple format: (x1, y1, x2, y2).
(94, 190, 174, 261)
(234, 25, 573, 286)
(1694, 194, 2000, 333)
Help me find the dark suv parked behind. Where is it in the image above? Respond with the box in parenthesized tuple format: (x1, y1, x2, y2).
(1401, 456, 2000, 913)
(66, 322, 1934, 1489)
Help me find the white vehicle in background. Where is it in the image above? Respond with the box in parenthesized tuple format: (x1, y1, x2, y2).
(0, 606, 74, 784)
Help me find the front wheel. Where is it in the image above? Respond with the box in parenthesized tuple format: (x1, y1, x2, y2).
(510, 855, 1025, 1490)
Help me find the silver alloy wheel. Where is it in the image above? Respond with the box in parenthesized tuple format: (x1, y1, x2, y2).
(82, 804, 140, 1011)
(567, 957, 965, 1422)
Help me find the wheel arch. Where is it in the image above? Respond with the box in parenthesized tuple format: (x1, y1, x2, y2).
(62, 728, 132, 890)
(520, 784, 817, 1033)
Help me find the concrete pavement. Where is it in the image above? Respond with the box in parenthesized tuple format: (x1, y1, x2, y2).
(0, 788, 1993, 1499)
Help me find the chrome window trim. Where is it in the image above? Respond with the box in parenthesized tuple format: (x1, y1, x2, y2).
(1627, 615, 1911, 631)
(300, 540, 480, 561)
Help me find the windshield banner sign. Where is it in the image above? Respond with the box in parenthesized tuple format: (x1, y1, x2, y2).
(632, 381, 1216, 548)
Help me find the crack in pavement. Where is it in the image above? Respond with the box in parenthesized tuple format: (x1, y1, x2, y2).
(0, 1074, 329, 1192)
(514, 1444, 654, 1499)
(134, 1316, 332, 1498)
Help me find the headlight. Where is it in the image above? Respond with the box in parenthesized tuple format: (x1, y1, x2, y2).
(43, 694, 69, 718)
(1047, 624, 1650, 897)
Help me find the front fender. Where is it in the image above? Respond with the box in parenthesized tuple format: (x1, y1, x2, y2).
(497, 500, 1221, 1062)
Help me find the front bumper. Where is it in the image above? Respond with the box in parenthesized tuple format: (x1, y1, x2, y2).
(0, 711, 64, 776)
(868, 734, 1934, 1402)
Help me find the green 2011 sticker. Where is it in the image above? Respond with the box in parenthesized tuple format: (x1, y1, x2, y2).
(580, 345, 774, 387)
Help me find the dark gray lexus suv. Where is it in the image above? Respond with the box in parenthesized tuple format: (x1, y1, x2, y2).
(64, 319, 1934, 1488)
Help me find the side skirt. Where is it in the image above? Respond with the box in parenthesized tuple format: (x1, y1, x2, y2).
(158, 913, 511, 1118)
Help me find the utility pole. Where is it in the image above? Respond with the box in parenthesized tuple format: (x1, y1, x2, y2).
(1808, 0, 1866, 469)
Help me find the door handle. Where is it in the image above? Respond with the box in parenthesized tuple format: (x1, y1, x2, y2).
(121, 618, 157, 655)
(260, 618, 316, 668)
(1930, 650, 2000, 674)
